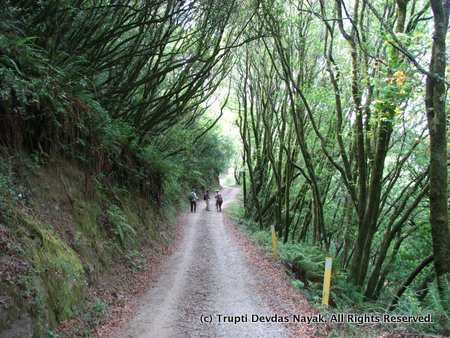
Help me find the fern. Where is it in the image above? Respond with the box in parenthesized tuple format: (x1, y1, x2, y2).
(107, 204, 136, 245)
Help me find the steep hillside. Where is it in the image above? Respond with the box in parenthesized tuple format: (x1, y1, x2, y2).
(0, 154, 182, 337)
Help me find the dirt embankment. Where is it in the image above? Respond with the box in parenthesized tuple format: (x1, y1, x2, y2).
(0, 159, 178, 338)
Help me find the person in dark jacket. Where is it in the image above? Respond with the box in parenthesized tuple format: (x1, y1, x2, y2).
(215, 190, 223, 212)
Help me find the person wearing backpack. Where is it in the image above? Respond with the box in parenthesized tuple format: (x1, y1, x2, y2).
(189, 188, 199, 212)
(215, 190, 223, 212)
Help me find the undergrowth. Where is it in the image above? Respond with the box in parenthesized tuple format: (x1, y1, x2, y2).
(227, 200, 448, 336)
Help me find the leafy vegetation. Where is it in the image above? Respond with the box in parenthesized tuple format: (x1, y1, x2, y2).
(229, 200, 447, 335)
(0, 0, 448, 336)
(230, 1, 449, 334)
(0, 0, 237, 332)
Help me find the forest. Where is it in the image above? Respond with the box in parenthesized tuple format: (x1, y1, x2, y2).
(0, 0, 449, 336)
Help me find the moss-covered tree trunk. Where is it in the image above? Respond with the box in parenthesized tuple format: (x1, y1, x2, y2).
(426, 0, 450, 311)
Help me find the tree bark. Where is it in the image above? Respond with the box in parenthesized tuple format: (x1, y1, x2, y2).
(426, 0, 450, 311)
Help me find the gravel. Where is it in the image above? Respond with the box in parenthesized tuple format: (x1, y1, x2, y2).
(94, 186, 326, 338)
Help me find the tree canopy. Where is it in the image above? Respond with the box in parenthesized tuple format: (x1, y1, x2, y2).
(0, 0, 448, 334)
(232, 0, 449, 320)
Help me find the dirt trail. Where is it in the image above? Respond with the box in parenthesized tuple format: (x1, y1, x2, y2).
(121, 186, 289, 337)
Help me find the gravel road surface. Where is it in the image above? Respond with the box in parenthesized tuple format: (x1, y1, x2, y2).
(122, 185, 289, 337)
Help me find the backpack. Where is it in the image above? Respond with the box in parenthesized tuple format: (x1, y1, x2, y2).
(189, 191, 196, 201)
(217, 193, 223, 203)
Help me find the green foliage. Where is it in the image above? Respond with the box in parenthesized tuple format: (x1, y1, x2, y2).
(45, 330, 58, 338)
(389, 284, 449, 335)
(282, 241, 326, 272)
(280, 241, 358, 306)
(107, 204, 136, 246)
(428, 282, 450, 330)
(228, 196, 373, 309)
(226, 200, 245, 220)
(69, 298, 108, 336)
(227, 200, 261, 235)
(232, 3, 447, 336)
(89, 298, 108, 324)
(0, 149, 187, 336)
(0, 0, 242, 141)
(252, 230, 273, 247)
(0, 0, 234, 208)
(155, 118, 236, 191)
(1, 0, 445, 336)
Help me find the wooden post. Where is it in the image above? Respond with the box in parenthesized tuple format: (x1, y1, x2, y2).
(271, 224, 279, 260)
(242, 170, 246, 206)
(322, 257, 332, 305)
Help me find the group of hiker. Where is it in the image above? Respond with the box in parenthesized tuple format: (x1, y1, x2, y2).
(189, 188, 223, 213)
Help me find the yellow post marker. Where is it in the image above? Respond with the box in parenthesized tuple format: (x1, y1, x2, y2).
(322, 257, 333, 305)
(270, 224, 279, 260)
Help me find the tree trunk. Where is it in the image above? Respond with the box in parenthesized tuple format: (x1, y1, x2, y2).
(365, 185, 428, 299)
(388, 254, 433, 311)
(426, 0, 450, 311)
(349, 120, 393, 285)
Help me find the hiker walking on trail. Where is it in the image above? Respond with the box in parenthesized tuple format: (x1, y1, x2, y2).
(189, 189, 199, 212)
(203, 189, 211, 211)
(215, 190, 223, 212)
